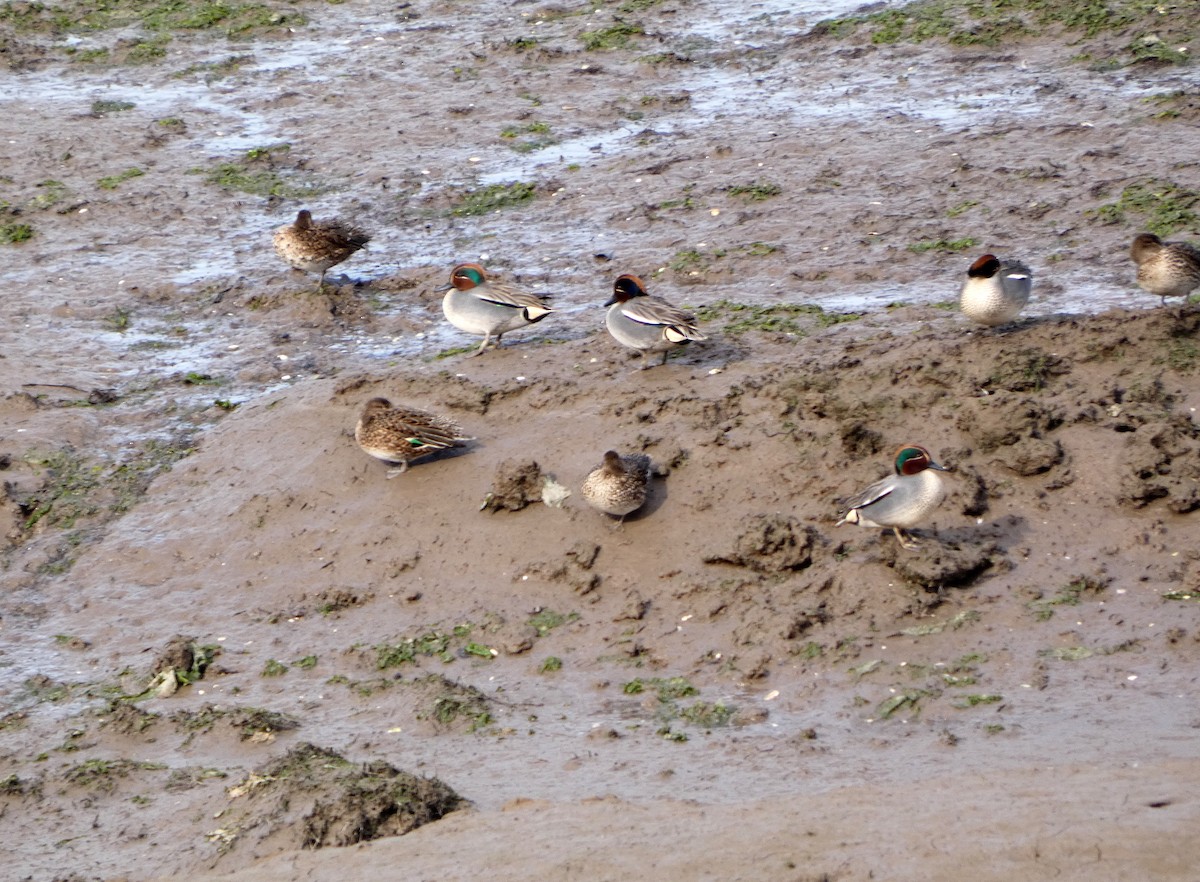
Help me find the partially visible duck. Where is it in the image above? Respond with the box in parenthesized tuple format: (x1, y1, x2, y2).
(1130, 232, 1200, 306)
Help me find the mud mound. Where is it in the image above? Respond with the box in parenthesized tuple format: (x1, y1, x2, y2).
(217, 743, 463, 854)
(482, 458, 546, 512)
(703, 514, 817, 573)
(879, 538, 1003, 593)
(1118, 417, 1200, 512)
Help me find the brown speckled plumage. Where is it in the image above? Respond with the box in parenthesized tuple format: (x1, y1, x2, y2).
(581, 450, 651, 520)
(354, 397, 471, 477)
(274, 209, 371, 291)
(1131, 232, 1200, 306)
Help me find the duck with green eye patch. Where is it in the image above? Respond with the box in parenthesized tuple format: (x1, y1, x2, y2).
(440, 263, 554, 356)
(836, 446, 949, 549)
(603, 273, 706, 369)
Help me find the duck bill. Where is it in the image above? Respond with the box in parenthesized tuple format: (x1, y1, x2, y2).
(603, 294, 618, 307)
(929, 461, 950, 472)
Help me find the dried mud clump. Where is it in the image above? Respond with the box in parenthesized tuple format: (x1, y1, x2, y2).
(411, 674, 494, 733)
(146, 635, 219, 695)
(703, 514, 817, 573)
(976, 347, 1071, 393)
(1, 456, 23, 546)
(221, 743, 462, 852)
(1117, 418, 1200, 512)
(995, 436, 1065, 477)
(309, 586, 375, 616)
(955, 395, 1068, 476)
(151, 634, 202, 677)
(482, 458, 544, 511)
(880, 539, 1001, 592)
(0, 773, 40, 800)
(99, 701, 160, 737)
(520, 541, 603, 597)
(839, 420, 884, 457)
(168, 705, 301, 742)
(958, 396, 1064, 453)
(953, 464, 990, 517)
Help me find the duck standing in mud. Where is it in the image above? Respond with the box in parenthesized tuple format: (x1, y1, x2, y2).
(603, 274, 707, 369)
(441, 263, 554, 356)
(1130, 232, 1200, 307)
(273, 209, 371, 292)
(836, 446, 948, 549)
(960, 253, 1033, 327)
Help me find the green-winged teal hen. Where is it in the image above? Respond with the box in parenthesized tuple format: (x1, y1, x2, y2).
(1130, 233, 1200, 306)
(581, 450, 652, 522)
(273, 209, 370, 292)
(354, 397, 471, 477)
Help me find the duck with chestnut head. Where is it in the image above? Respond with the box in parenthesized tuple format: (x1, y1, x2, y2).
(441, 263, 554, 356)
(960, 253, 1032, 327)
(836, 446, 949, 549)
(603, 274, 706, 369)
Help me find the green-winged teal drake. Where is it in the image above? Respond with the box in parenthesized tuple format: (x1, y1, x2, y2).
(836, 445, 948, 549)
(441, 263, 554, 356)
(960, 254, 1032, 327)
(604, 274, 706, 369)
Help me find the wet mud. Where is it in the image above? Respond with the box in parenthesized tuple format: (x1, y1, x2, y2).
(2, 1, 1200, 879)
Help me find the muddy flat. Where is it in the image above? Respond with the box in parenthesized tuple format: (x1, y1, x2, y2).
(2, 1, 1199, 879)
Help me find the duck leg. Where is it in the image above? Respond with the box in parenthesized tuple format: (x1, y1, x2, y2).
(469, 333, 494, 357)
